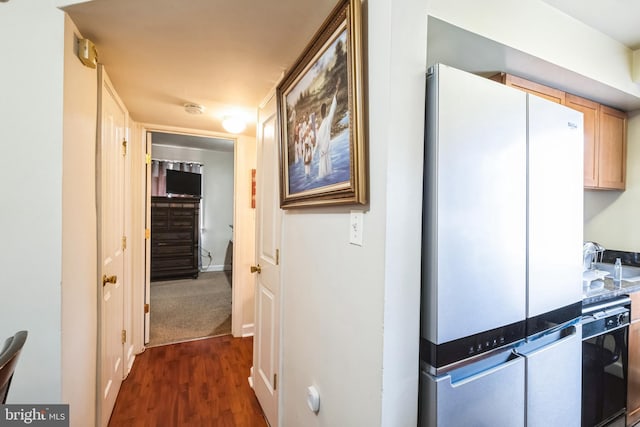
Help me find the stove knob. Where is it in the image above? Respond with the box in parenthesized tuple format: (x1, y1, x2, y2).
(618, 314, 626, 325)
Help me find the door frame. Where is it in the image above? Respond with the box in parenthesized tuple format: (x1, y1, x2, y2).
(135, 123, 253, 348)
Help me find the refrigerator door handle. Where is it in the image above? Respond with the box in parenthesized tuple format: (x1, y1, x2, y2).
(541, 317, 580, 337)
(518, 324, 577, 357)
(448, 351, 523, 386)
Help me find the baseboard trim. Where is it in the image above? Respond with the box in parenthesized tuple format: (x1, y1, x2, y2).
(200, 264, 232, 272)
(242, 323, 254, 337)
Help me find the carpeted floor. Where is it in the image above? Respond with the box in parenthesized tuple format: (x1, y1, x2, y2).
(149, 271, 232, 346)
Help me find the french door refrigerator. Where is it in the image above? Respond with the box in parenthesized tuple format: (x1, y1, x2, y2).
(420, 64, 583, 427)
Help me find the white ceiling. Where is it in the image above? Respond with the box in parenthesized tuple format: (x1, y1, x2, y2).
(540, 0, 640, 49)
(64, 0, 640, 141)
(64, 0, 339, 137)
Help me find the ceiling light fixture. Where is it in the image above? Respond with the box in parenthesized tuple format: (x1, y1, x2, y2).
(184, 103, 205, 115)
(222, 115, 247, 134)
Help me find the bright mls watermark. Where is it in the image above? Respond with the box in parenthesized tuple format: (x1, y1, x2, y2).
(0, 405, 68, 426)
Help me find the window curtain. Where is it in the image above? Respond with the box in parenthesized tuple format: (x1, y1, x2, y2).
(151, 160, 202, 196)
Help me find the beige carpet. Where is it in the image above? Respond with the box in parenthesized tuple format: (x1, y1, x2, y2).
(149, 271, 232, 346)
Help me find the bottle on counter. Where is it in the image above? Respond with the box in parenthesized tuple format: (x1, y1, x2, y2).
(614, 258, 622, 286)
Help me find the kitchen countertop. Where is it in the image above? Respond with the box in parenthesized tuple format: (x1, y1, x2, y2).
(583, 277, 640, 305)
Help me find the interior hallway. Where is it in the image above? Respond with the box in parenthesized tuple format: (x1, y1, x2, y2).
(108, 336, 266, 426)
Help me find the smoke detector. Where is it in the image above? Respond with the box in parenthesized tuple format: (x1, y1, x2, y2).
(184, 103, 205, 115)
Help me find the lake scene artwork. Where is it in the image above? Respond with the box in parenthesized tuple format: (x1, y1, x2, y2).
(283, 25, 351, 196)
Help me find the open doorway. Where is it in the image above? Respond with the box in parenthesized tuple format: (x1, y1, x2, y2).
(147, 131, 235, 346)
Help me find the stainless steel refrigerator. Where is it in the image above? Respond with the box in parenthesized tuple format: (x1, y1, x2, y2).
(420, 64, 583, 427)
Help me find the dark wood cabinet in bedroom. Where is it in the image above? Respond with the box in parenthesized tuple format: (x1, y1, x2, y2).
(151, 196, 200, 281)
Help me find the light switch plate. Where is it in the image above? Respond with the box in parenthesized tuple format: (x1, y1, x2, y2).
(350, 210, 364, 246)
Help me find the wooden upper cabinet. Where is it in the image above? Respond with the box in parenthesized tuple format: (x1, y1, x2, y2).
(490, 72, 565, 104)
(565, 94, 599, 188)
(598, 105, 627, 190)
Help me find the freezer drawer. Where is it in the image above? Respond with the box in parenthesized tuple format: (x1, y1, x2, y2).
(517, 323, 582, 427)
(420, 349, 525, 427)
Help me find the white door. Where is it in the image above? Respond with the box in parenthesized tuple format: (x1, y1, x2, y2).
(253, 92, 282, 426)
(98, 67, 127, 427)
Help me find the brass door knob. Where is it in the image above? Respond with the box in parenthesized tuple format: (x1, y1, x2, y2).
(250, 265, 261, 274)
(102, 274, 117, 286)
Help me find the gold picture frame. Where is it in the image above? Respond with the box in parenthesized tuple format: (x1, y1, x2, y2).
(277, 0, 366, 208)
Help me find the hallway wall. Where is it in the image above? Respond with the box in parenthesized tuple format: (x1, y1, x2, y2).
(0, 0, 65, 404)
(279, 0, 426, 425)
(61, 14, 98, 425)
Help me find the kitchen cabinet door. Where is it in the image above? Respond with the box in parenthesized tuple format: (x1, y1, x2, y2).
(628, 320, 640, 426)
(598, 105, 627, 190)
(631, 293, 640, 321)
(489, 72, 565, 104)
(565, 94, 599, 188)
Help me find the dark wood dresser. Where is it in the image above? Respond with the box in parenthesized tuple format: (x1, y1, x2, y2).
(151, 196, 200, 281)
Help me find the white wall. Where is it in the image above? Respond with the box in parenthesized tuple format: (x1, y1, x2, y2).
(428, 0, 639, 100)
(61, 14, 98, 426)
(584, 112, 640, 251)
(377, 0, 427, 424)
(279, 0, 426, 425)
(152, 144, 234, 270)
(0, 0, 65, 403)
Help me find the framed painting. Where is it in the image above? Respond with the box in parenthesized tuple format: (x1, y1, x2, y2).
(277, 0, 366, 208)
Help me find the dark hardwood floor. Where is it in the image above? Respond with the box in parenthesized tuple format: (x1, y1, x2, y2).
(108, 335, 267, 427)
